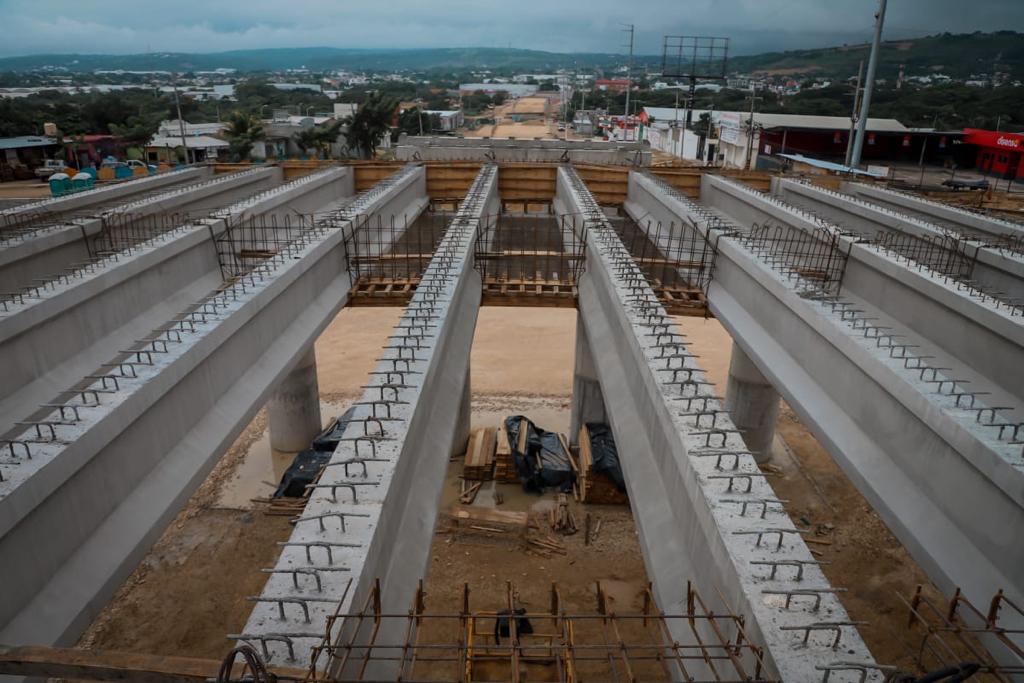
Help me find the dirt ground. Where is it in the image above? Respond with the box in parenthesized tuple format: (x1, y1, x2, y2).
(77, 306, 942, 675)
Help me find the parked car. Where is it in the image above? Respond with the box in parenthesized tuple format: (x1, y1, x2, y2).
(34, 159, 68, 180)
(100, 158, 147, 170)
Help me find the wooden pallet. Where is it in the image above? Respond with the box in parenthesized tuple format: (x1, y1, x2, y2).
(578, 425, 628, 505)
(462, 427, 496, 481)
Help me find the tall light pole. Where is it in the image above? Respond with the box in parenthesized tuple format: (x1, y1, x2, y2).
(844, 60, 864, 167)
(622, 24, 635, 141)
(850, 0, 888, 169)
(173, 85, 190, 165)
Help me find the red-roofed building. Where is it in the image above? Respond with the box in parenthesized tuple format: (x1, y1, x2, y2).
(963, 128, 1024, 179)
(595, 79, 631, 93)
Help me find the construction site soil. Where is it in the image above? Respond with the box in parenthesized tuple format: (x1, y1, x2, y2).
(76, 306, 941, 675)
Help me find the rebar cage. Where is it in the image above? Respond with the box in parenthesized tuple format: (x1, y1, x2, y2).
(474, 213, 588, 288)
(874, 231, 978, 283)
(216, 213, 322, 280)
(294, 580, 772, 683)
(739, 221, 853, 298)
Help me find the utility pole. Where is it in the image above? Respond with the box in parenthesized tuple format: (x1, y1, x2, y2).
(850, 0, 888, 168)
(173, 84, 190, 165)
(743, 85, 762, 171)
(623, 23, 635, 141)
(844, 59, 864, 167)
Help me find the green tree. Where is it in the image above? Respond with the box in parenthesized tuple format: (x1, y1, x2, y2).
(292, 128, 320, 157)
(223, 111, 265, 161)
(343, 94, 397, 159)
(314, 120, 344, 157)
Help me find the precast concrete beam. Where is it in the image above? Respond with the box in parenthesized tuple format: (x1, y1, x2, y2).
(0, 167, 354, 439)
(725, 341, 780, 462)
(0, 166, 208, 224)
(0, 164, 426, 651)
(558, 166, 879, 681)
(701, 174, 1024, 405)
(240, 165, 497, 676)
(267, 347, 323, 452)
(842, 181, 1024, 241)
(628, 171, 1024, 644)
(772, 177, 1024, 300)
(0, 167, 279, 296)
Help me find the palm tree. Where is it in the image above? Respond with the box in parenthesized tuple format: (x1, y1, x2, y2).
(292, 128, 320, 158)
(314, 120, 344, 158)
(223, 112, 265, 161)
(343, 94, 397, 159)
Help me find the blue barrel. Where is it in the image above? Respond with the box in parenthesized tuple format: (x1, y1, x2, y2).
(48, 173, 71, 196)
(114, 165, 133, 179)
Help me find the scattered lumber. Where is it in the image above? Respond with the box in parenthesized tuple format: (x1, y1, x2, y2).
(449, 505, 529, 544)
(493, 422, 519, 483)
(462, 427, 496, 481)
(578, 425, 629, 505)
(459, 480, 483, 504)
(551, 493, 578, 535)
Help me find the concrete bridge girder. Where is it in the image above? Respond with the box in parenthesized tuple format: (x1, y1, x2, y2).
(627, 171, 1024, 634)
(0, 167, 355, 442)
(560, 167, 878, 681)
(241, 165, 497, 674)
(0, 164, 425, 652)
(772, 177, 1024, 300)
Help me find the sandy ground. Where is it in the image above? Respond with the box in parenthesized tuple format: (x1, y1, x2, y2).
(78, 306, 940, 675)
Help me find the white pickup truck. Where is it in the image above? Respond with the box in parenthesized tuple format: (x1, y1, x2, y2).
(34, 159, 68, 180)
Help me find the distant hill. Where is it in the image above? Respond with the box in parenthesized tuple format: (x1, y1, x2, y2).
(727, 31, 1024, 80)
(0, 47, 649, 73)
(0, 32, 1021, 79)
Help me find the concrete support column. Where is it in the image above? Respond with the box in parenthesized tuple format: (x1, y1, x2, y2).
(454, 367, 472, 455)
(570, 315, 607, 444)
(268, 347, 322, 452)
(725, 342, 780, 463)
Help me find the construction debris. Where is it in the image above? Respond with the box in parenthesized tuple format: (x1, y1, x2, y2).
(550, 493, 578, 535)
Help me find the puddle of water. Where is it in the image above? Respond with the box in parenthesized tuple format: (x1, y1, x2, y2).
(215, 400, 349, 509)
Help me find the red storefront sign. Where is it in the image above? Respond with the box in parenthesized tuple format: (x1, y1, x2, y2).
(963, 128, 1024, 150)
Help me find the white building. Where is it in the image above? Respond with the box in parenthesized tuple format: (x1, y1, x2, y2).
(423, 110, 464, 132)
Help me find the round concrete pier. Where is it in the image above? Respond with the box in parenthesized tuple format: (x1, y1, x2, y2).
(724, 342, 780, 463)
(268, 347, 322, 452)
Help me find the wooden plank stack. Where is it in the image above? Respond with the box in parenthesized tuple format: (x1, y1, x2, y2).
(493, 421, 521, 483)
(462, 427, 496, 481)
(578, 425, 629, 505)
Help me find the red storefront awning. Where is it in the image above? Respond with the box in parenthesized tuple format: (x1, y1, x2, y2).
(963, 128, 1024, 151)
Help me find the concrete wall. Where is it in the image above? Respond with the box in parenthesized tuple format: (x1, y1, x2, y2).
(0, 166, 399, 650)
(395, 135, 651, 166)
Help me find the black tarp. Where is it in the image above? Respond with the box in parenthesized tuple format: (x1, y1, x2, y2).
(504, 415, 575, 493)
(311, 407, 358, 452)
(273, 408, 358, 498)
(273, 449, 331, 498)
(585, 422, 626, 492)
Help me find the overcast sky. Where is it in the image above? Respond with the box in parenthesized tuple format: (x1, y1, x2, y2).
(0, 0, 1021, 57)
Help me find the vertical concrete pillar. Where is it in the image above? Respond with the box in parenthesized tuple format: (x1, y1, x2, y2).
(454, 366, 472, 455)
(725, 342, 780, 463)
(268, 347, 322, 452)
(570, 315, 607, 444)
